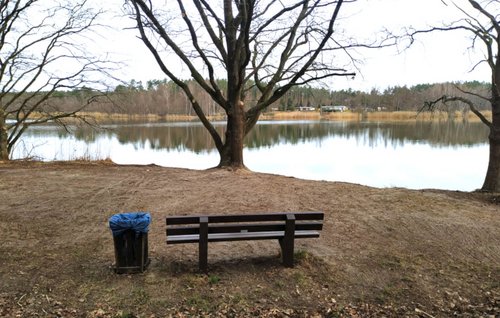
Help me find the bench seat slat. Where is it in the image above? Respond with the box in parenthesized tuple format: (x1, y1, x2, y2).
(167, 222, 323, 236)
(166, 212, 324, 225)
(167, 230, 320, 244)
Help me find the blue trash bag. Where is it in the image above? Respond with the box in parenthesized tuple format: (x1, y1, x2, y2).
(109, 212, 151, 237)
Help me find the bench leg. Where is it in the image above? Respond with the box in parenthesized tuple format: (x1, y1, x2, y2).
(199, 239, 208, 272)
(280, 213, 296, 268)
(279, 238, 294, 267)
(199, 217, 209, 272)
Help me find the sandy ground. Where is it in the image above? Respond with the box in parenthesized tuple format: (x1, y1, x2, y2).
(0, 161, 498, 317)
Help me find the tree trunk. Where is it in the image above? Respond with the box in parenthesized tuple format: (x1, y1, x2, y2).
(481, 112, 500, 192)
(0, 109, 9, 161)
(481, 65, 500, 192)
(217, 101, 246, 169)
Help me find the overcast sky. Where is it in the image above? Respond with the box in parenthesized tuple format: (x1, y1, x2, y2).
(338, 0, 491, 91)
(99, 0, 491, 92)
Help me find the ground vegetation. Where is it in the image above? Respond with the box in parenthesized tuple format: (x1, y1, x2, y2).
(0, 161, 498, 317)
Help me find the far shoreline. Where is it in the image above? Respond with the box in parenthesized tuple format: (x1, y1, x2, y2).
(73, 110, 492, 123)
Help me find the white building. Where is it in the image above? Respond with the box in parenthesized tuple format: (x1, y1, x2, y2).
(320, 105, 349, 113)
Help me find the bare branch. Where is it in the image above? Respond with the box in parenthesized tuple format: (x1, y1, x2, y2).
(130, 0, 224, 152)
(420, 95, 492, 127)
(128, 0, 391, 167)
(0, 0, 118, 160)
(130, 0, 226, 107)
(455, 83, 490, 102)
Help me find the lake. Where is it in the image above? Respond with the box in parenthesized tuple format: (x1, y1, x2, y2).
(11, 119, 489, 191)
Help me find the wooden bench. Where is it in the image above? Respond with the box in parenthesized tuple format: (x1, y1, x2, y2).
(166, 212, 324, 272)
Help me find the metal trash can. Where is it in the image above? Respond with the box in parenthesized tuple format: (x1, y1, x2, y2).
(109, 212, 151, 274)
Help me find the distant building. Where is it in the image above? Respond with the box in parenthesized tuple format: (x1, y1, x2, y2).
(297, 106, 316, 112)
(320, 105, 349, 113)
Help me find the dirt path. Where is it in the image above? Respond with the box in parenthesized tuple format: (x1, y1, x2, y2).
(0, 161, 498, 317)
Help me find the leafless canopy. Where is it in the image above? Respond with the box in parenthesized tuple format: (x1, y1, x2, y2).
(408, 0, 500, 191)
(128, 0, 360, 160)
(408, 0, 498, 128)
(0, 0, 115, 159)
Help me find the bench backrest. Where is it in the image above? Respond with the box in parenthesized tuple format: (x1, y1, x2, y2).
(166, 212, 323, 236)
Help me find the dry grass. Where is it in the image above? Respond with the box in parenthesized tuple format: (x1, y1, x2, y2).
(81, 110, 493, 123)
(0, 161, 498, 317)
(323, 110, 493, 122)
(404, 110, 491, 122)
(78, 112, 201, 122)
(261, 111, 321, 120)
(12, 110, 492, 124)
(82, 112, 231, 123)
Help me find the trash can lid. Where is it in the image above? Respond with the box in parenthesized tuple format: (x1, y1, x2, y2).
(109, 212, 151, 236)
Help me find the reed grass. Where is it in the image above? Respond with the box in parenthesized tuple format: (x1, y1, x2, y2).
(262, 110, 493, 122)
(34, 110, 493, 124)
(261, 111, 321, 120)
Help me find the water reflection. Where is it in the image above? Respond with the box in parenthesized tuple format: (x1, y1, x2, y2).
(13, 120, 489, 191)
(52, 119, 490, 152)
(248, 120, 488, 149)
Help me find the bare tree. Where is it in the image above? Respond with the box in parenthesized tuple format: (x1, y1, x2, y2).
(127, 0, 368, 169)
(411, 0, 500, 192)
(0, 0, 114, 160)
